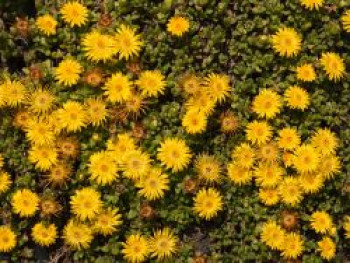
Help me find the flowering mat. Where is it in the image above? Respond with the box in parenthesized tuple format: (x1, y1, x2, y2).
(0, 0, 350, 262)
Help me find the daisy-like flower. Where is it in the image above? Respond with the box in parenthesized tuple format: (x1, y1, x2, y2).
(0, 171, 11, 194)
(82, 31, 116, 62)
(84, 97, 108, 127)
(107, 133, 136, 162)
(256, 142, 280, 163)
(89, 150, 118, 185)
(0, 226, 17, 252)
(26, 88, 56, 115)
(122, 234, 149, 263)
(318, 155, 341, 180)
(193, 188, 223, 220)
(317, 236, 336, 261)
(149, 228, 178, 260)
(0, 79, 27, 107)
(70, 187, 102, 221)
(167, 16, 190, 36)
(252, 89, 282, 119)
(281, 232, 304, 259)
(203, 73, 230, 103)
(311, 128, 338, 156)
(114, 25, 143, 60)
(60, 2, 88, 27)
(103, 72, 133, 103)
(135, 70, 166, 98)
(300, 0, 324, 10)
(296, 63, 316, 82)
(194, 154, 222, 184)
(137, 168, 169, 200)
(245, 120, 273, 145)
(260, 221, 285, 250)
(25, 119, 55, 146)
(293, 144, 320, 174)
(122, 150, 151, 180)
(254, 163, 284, 188)
(11, 189, 40, 217)
(298, 172, 324, 194)
(35, 14, 57, 35)
(182, 109, 207, 134)
(271, 27, 302, 57)
(231, 143, 255, 168)
(157, 137, 192, 172)
(93, 208, 122, 236)
(310, 211, 333, 234)
(63, 220, 93, 250)
(320, 52, 346, 81)
(58, 101, 87, 132)
(258, 188, 279, 206)
(227, 161, 253, 186)
(55, 59, 82, 87)
(284, 86, 310, 110)
(278, 176, 303, 206)
(31, 222, 57, 247)
(28, 144, 58, 171)
(277, 127, 301, 150)
(341, 10, 350, 33)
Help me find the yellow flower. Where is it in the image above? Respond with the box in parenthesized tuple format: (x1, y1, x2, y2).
(271, 27, 302, 57)
(58, 101, 87, 132)
(256, 142, 279, 163)
(311, 128, 338, 156)
(63, 220, 93, 250)
(293, 144, 320, 174)
(157, 137, 192, 172)
(137, 168, 169, 200)
(300, 0, 324, 10)
(0, 171, 11, 194)
(136, 70, 166, 98)
(281, 232, 304, 259)
(93, 208, 122, 236)
(284, 86, 310, 110)
(0, 226, 16, 252)
(31, 222, 57, 247)
(341, 10, 350, 33)
(298, 172, 324, 194)
(318, 155, 341, 180)
(106, 133, 136, 163)
(320, 52, 346, 81)
(254, 163, 284, 187)
(26, 88, 56, 115)
(70, 187, 102, 220)
(185, 92, 216, 116)
(231, 143, 255, 168)
(122, 234, 149, 263)
(167, 16, 190, 36)
(82, 31, 116, 62)
(317, 237, 336, 260)
(277, 127, 301, 150)
(84, 98, 108, 127)
(227, 161, 253, 186)
(36, 14, 57, 35)
(278, 176, 303, 206)
(11, 189, 39, 217)
(194, 154, 222, 184)
(182, 109, 207, 134)
(203, 73, 230, 103)
(55, 59, 82, 87)
(252, 89, 282, 119)
(28, 144, 58, 171)
(180, 74, 202, 95)
(0, 79, 26, 107)
(344, 216, 350, 239)
(89, 151, 118, 185)
(194, 188, 223, 220)
(260, 221, 285, 250)
(103, 72, 133, 103)
(296, 63, 316, 82)
(25, 119, 55, 146)
(122, 150, 151, 180)
(246, 121, 273, 145)
(258, 188, 279, 206)
(310, 211, 333, 234)
(149, 228, 178, 260)
(60, 2, 88, 27)
(115, 25, 143, 60)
